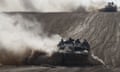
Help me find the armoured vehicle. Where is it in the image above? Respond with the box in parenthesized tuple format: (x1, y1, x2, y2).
(99, 2, 117, 12)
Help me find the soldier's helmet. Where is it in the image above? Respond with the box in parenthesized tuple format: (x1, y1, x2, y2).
(61, 39, 64, 43)
(111, 2, 114, 5)
(83, 39, 87, 42)
(69, 37, 74, 41)
(75, 39, 80, 43)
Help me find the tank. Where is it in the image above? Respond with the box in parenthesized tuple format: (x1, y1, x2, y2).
(99, 2, 117, 12)
(56, 38, 94, 66)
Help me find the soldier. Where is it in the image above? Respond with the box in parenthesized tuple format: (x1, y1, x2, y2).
(63, 37, 74, 52)
(74, 39, 82, 51)
(57, 39, 65, 50)
(81, 39, 90, 51)
(60, 39, 64, 44)
(75, 39, 81, 46)
(68, 37, 74, 42)
(64, 37, 74, 45)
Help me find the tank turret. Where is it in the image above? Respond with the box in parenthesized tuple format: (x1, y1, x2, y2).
(57, 38, 90, 55)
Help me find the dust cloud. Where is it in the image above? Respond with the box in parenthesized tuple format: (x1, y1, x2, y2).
(0, 0, 119, 12)
(0, 14, 61, 64)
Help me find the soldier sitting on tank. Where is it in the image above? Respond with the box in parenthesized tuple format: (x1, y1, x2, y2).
(57, 39, 65, 50)
(63, 37, 74, 52)
(64, 38, 74, 45)
(74, 39, 82, 51)
(81, 39, 90, 51)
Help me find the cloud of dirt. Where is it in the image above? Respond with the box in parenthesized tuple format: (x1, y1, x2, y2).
(0, 0, 119, 12)
(0, 14, 61, 65)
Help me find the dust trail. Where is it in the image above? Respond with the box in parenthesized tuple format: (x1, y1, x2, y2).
(1, 0, 119, 12)
(0, 13, 61, 64)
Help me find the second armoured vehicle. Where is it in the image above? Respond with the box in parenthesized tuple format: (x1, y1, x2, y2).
(99, 2, 117, 12)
